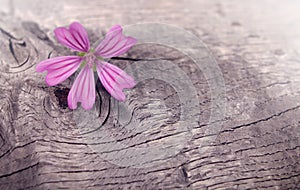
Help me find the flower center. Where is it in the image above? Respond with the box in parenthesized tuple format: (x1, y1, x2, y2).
(85, 52, 96, 68)
(78, 50, 104, 71)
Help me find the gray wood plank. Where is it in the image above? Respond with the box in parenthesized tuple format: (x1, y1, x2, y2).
(0, 0, 299, 189)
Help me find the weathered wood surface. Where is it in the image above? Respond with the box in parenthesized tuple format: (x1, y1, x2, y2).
(0, 0, 300, 189)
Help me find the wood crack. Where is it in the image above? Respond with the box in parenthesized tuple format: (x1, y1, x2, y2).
(0, 162, 39, 179)
(226, 105, 300, 131)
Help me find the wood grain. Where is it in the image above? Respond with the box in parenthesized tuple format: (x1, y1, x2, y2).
(0, 0, 300, 189)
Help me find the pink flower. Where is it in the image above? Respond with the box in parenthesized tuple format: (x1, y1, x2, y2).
(36, 22, 137, 110)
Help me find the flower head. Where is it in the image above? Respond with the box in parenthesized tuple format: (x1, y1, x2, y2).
(36, 22, 137, 110)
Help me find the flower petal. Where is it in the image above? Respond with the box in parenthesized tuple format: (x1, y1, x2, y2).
(36, 56, 82, 86)
(54, 22, 90, 52)
(96, 61, 136, 101)
(95, 25, 137, 58)
(68, 65, 96, 110)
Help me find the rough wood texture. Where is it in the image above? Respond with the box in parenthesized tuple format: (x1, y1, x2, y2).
(0, 0, 300, 189)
